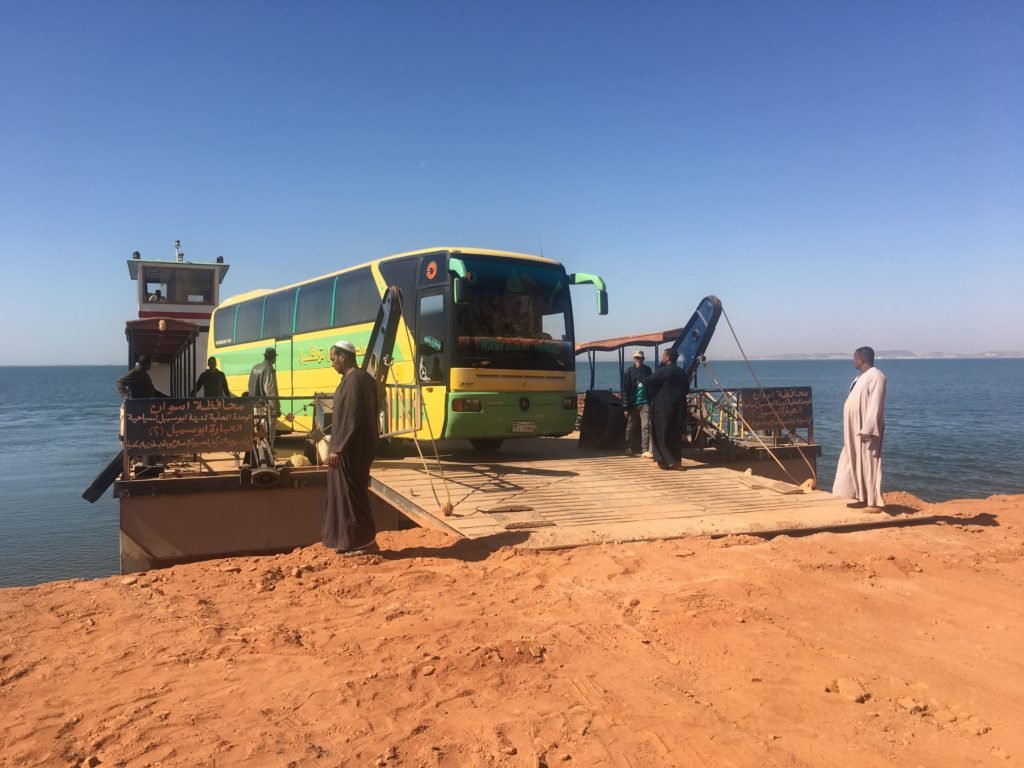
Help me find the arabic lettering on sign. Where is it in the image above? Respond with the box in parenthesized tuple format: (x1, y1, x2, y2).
(124, 398, 254, 456)
(738, 387, 813, 429)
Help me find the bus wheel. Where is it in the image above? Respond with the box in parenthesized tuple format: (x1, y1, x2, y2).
(470, 438, 504, 453)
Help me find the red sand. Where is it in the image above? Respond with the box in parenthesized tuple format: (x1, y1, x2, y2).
(2, 492, 1023, 767)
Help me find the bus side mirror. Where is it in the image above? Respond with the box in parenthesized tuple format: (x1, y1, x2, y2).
(568, 272, 608, 316)
(452, 276, 467, 304)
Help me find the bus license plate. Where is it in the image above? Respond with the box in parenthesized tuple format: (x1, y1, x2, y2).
(512, 420, 536, 433)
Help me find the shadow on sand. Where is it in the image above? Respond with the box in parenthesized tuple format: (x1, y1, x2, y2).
(377, 530, 532, 562)
(771, 510, 1000, 540)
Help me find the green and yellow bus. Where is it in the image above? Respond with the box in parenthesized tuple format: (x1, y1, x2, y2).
(208, 247, 607, 451)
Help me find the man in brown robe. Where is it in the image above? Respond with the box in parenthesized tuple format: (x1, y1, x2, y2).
(832, 346, 886, 509)
(322, 340, 380, 554)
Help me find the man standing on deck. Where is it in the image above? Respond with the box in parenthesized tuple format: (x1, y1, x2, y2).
(646, 349, 690, 470)
(248, 348, 281, 448)
(622, 350, 652, 457)
(191, 357, 233, 398)
(116, 354, 167, 398)
(322, 340, 380, 556)
(833, 346, 887, 509)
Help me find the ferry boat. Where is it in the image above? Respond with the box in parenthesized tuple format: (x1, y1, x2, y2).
(84, 242, 904, 574)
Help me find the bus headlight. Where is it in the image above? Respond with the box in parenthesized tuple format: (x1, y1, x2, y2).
(452, 398, 482, 413)
(562, 396, 577, 409)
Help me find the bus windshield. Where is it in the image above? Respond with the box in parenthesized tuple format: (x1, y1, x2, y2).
(453, 256, 575, 371)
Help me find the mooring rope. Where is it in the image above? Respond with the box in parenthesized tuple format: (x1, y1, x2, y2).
(707, 307, 819, 486)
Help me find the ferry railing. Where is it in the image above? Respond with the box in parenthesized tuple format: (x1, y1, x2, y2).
(381, 382, 422, 438)
(690, 390, 742, 445)
(309, 383, 423, 443)
(689, 388, 814, 448)
(272, 385, 418, 434)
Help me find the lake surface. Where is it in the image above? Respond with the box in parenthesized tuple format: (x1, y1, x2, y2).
(1, 360, 1022, 587)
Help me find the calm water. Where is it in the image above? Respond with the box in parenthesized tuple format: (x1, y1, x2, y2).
(0, 367, 122, 588)
(1, 360, 1022, 587)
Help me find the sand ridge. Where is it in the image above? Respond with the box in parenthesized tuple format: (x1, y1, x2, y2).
(1, 493, 1022, 767)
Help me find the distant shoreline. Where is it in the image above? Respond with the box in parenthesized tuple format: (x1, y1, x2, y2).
(3, 355, 1023, 368)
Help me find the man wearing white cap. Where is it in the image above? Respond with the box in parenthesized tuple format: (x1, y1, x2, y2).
(622, 350, 652, 457)
(322, 340, 380, 555)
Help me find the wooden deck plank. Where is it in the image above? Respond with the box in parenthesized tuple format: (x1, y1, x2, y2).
(368, 436, 914, 548)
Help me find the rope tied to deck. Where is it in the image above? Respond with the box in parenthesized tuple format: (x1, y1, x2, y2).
(387, 289, 455, 517)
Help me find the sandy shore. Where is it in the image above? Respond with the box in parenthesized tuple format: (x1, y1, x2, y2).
(2, 492, 1022, 767)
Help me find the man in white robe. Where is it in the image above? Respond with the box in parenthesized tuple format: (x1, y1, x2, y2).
(833, 346, 886, 509)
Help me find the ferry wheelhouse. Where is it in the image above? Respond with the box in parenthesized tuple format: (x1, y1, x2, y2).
(125, 241, 230, 394)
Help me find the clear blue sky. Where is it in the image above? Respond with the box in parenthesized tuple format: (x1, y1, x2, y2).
(2, 1, 1021, 364)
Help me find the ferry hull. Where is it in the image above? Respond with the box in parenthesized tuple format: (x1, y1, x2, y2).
(116, 468, 401, 573)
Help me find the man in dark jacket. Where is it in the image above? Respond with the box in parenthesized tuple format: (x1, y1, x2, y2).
(646, 349, 690, 469)
(322, 339, 380, 555)
(621, 350, 652, 457)
(192, 357, 233, 398)
(116, 354, 167, 398)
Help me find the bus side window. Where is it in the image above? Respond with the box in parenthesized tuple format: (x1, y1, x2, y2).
(235, 298, 264, 344)
(263, 289, 296, 339)
(334, 267, 380, 327)
(212, 306, 237, 346)
(295, 278, 334, 333)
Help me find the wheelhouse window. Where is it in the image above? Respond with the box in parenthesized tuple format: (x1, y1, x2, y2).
(143, 277, 168, 303)
(454, 257, 575, 371)
(141, 266, 214, 305)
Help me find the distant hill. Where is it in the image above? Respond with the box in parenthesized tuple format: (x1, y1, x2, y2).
(713, 351, 1024, 361)
(878, 350, 917, 358)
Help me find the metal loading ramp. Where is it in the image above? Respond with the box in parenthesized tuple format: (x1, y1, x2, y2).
(369, 436, 925, 549)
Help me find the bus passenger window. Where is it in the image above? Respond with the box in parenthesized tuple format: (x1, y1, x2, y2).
(296, 278, 334, 333)
(263, 289, 296, 339)
(334, 268, 380, 327)
(212, 306, 236, 346)
(235, 299, 264, 344)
